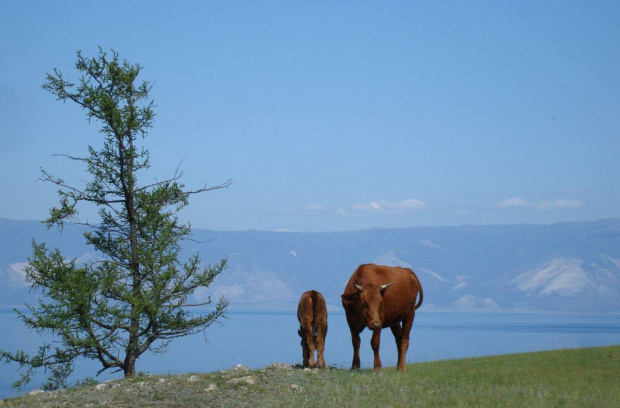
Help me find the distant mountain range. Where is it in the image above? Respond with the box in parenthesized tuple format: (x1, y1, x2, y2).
(1, 218, 619, 313)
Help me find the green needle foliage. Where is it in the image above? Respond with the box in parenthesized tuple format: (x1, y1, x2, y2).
(0, 48, 231, 390)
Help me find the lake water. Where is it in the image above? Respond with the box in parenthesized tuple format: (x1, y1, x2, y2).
(1, 308, 619, 399)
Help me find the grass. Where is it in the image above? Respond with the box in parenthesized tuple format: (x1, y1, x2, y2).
(1, 345, 618, 407)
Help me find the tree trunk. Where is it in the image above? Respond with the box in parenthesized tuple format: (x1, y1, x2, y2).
(120, 134, 141, 379)
(123, 351, 136, 378)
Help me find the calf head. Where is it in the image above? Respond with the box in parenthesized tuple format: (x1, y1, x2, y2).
(342, 282, 394, 330)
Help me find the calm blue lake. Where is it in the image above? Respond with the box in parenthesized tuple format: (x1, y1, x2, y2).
(1, 308, 619, 399)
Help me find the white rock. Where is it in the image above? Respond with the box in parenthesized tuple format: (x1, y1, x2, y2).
(227, 375, 256, 385)
(269, 363, 292, 370)
(232, 364, 250, 372)
(205, 384, 218, 392)
(187, 375, 199, 383)
(290, 384, 303, 391)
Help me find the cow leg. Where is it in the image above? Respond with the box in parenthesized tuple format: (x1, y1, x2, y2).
(397, 311, 416, 372)
(370, 328, 382, 372)
(350, 329, 361, 370)
(390, 323, 403, 369)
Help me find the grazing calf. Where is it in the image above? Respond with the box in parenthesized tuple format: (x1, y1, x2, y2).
(341, 264, 423, 372)
(297, 290, 328, 368)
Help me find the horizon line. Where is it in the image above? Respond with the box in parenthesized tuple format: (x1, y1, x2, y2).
(1, 216, 618, 234)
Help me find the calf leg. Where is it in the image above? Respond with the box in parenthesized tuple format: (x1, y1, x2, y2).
(304, 328, 316, 367)
(300, 329, 311, 368)
(315, 326, 326, 368)
(370, 328, 382, 372)
(300, 324, 317, 367)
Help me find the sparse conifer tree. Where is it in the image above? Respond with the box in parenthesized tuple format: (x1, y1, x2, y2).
(0, 48, 230, 390)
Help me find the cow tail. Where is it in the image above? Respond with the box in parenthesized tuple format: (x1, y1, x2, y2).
(311, 290, 318, 337)
(412, 272, 424, 310)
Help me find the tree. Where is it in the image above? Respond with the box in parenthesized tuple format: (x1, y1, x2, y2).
(1, 48, 231, 389)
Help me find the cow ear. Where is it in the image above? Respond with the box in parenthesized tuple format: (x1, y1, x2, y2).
(298, 329, 303, 337)
(380, 282, 395, 295)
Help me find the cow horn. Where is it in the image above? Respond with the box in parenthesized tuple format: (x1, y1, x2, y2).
(380, 282, 395, 291)
(353, 282, 363, 291)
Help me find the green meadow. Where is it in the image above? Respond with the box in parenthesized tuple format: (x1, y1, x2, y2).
(3, 345, 618, 407)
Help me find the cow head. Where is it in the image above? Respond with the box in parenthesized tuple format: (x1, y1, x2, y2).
(342, 282, 394, 330)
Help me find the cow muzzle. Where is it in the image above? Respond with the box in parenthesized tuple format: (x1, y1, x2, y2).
(369, 320, 381, 329)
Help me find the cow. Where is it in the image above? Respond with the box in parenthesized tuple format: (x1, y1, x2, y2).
(341, 264, 423, 372)
(297, 290, 328, 368)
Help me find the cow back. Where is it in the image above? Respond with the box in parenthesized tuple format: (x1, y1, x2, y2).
(298, 290, 328, 333)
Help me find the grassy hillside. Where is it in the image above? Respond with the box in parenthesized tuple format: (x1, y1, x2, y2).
(2, 345, 619, 407)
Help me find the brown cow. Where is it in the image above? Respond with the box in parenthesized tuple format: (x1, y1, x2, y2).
(341, 264, 423, 372)
(297, 290, 328, 368)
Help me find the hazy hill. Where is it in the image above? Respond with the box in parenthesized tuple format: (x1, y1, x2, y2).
(1, 218, 619, 313)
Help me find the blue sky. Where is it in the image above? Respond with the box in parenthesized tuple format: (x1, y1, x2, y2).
(1, 1, 618, 231)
